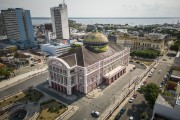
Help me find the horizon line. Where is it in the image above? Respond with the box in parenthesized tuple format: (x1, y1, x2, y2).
(32, 17, 180, 19)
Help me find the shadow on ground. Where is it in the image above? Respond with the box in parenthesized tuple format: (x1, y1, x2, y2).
(126, 101, 153, 120)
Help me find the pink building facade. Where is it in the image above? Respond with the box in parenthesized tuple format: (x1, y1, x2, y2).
(47, 44, 130, 95)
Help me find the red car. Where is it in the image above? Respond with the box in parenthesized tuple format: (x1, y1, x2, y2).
(133, 94, 138, 98)
(143, 81, 147, 84)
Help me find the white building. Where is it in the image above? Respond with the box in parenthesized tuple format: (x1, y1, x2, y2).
(50, 2, 69, 40)
(45, 31, 56, 42)
(41, 43, 71, 56)
(152, 94, 180, 120)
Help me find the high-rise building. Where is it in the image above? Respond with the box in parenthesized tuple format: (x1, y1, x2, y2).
(50, 2, 70, 40)
(0, 13, 6, 36)
(1, 8, 35, 49)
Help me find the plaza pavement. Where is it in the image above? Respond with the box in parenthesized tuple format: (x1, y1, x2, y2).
(86, 64, 135, 99)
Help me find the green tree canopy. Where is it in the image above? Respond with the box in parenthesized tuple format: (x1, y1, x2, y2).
(0, 67, 13, 78)
(140, 83, 160, 107)
(130, 49, 160, 59)
(141, 112, 148, 120)
(170, 40, 180, 52)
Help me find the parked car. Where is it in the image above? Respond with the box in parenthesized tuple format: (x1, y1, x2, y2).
(133, 66, 136, 69)
(137, 86, 141, 90)
(129, 97, 134, 103)
(163, 59, 167, 61)
(91, 111, 100, 118)
(114, 114, 122, 120)
(133, 94, 138, 98)
(158, 70, 161, 74)
(119, 107, 126, 114)
(129, 116, 134, 120)
(143, 81, 147, 84)
(136, 61, 140, 64)
(148, 74, 152, 77)
(115, 107, 126, 120)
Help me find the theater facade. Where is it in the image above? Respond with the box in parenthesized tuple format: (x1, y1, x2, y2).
(47, 32, 130, 95)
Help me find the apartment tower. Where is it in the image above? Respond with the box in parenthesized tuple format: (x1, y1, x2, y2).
(1, 8, 35, 49)
(50, 2, 70, 40)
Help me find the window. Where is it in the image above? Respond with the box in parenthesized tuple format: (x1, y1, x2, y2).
(60, 69, 62, 74)
(71, 76, 75, 85)
(79, 76, 83, 84)
(64, 77, 67, 85)
(70, 69, 75, 74)
(63, 70, 67, 75)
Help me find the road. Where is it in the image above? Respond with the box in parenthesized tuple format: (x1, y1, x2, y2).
(0, 72, 48, 99)
(117, 58, 173, 120)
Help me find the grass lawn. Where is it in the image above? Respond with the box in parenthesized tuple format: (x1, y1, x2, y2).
(131, 59, 153, 66)
(0, 88, 43, 108)
(37, 99, 67, 120)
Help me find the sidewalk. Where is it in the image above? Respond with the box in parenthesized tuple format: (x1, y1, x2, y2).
(0, 65, 48, 91)
(86, 64, 135, 99)
(55, 106, 79, 120)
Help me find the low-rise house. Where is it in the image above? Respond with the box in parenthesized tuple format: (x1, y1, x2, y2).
(152, 94, 180, 120)
(14, 51, 31, 67)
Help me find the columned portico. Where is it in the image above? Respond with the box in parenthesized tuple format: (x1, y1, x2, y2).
(103, 66, 126, 85)
(67, 70, 72, 95)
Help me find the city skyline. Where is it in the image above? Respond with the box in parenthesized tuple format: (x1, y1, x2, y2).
(0, 0, 180, 17)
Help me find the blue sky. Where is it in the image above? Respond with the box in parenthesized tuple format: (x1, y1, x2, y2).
(0, 0, 180, 17)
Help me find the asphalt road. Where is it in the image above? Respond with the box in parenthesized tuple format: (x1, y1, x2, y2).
(117, 61, 172, 120)
(0, 72, 48, 99)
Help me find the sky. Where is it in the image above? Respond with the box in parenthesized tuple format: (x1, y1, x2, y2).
(0, 0, 180, 17)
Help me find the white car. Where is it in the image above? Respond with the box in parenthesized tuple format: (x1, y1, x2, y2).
(129, 116, 134, 120)
(91, 111, 100, 117)
(137, 86, 141, 90)
(158, 70, 161, 73)
(148, 73, 152, 77)
(129, 97, 134, 103)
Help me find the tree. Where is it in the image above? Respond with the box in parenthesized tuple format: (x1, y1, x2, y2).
(140, 83, 160, 107)
(0, 67, 13, 78)
(141, 112, 148, 120)
(170, 44, 179, 52)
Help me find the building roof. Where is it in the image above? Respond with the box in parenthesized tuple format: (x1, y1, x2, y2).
(41, 43, 70, 49)
(156, 94, 176, 108)
(59, 42, 124, 67)
(174, 51, 180, 68)
(61, 54, 76, 67)
(172, 70, 180, 78)
(0, 63, 5, 68)
(14, 52, 31, 58)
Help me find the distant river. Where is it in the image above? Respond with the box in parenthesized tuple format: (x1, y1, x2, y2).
(32, 17, 180, 26)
